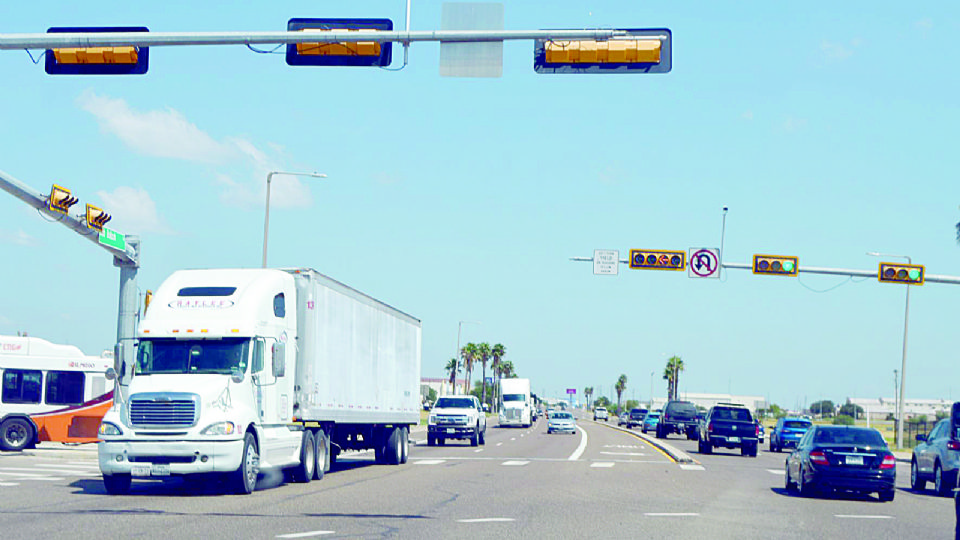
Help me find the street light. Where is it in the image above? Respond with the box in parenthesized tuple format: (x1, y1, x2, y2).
(649, 371, 654, 409)
(867, 251, 911, 449)
(456, 320, 481, 395)
(262, 171, 327, 268)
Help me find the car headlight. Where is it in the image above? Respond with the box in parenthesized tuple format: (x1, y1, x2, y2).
(200, 421, 236, 436)
(98, 422, 123, 436)
(428, 415, 437, 424)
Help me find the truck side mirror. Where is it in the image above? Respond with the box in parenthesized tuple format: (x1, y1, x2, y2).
(952, 402, 960, 439)
(272, 342, 286, 377)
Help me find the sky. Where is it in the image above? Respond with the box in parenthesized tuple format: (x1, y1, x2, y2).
(1, 1, 959, 411)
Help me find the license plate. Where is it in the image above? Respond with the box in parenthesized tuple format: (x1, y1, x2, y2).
(846, 455, 864, 466)
(678, 423, 685, 430)
(131, 464, 170, 477)
(728, 436, 740, 443)
(446, 428, 456, 434)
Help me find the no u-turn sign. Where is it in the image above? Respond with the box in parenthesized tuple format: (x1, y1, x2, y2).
(688, 248, 720, 279)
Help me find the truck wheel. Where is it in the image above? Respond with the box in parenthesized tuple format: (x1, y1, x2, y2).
(470, 427, 479, 447)
(655, 425, 665, 439)
(698, 439, 712, 454)
(400, 428, 409, 464)
(292, 430, 315, 483)
(0, 417, 34, 452)
(479, 427, 486, 446)
(232, 432, 259, 494)
(384, 427, 403, 465)
(314, 429, 329, 478)
(102, 474, 131, 495)
(427, 435, 436, 447)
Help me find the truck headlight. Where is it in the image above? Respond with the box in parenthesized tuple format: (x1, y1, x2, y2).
(428, 415, 437, 424)
(200, 421, 236, 436)
(98, 422, 123, 436)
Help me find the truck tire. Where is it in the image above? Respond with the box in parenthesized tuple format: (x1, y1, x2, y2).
(400, 428, 409, 464)
(231, 432, 259, 495)
(698, 439, 712, 454)
(102, 474, 131, 495)
(655, 425, 665, 439)
(427, 434, 436, 447)
(0, 417, 34, 452)
(470, 427, 479, 447)
(478, 426, 486, 445)
(292, 430, 315, 483)
(384, 427, 403, 465)
(314, 429, 329, 479)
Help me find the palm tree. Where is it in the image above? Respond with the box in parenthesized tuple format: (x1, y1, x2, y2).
(584, 386, 593, 408)
(491, 343, 506, 412)
(499, 360, 516, 379)
(460, 343, 479, 394)
(477, 342, 492, 409)
(444, 357, 459, 394)
(662, 356, 684, 401)
(615, 375, 628, 414)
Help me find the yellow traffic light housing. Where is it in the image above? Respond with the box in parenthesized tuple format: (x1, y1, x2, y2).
(753, 255, 799, 276)
(296, 29, 382, 57)
(629, 249, 686, 271)
(286, 18, 394, 67)
(53, 46, 138, 65)
(45, 27, 150, 75)
(48, 184, 79, 215)
(878, 263, 924, 285)
(85, 204, 112, 232)
(544, 39, 661, 64)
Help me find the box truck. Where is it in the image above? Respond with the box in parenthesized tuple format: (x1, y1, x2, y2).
(97, 268, 421, 494)
(498, 378, 532, 428)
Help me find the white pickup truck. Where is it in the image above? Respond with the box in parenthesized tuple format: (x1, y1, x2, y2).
(593, 407, 609, 421)
(427, 395, 486, 446)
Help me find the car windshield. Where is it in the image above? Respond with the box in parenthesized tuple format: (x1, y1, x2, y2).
(711, 408, 753, 422)
(136, 338, 249, 375)
(435, 397, 475, 409)
(646, 413, 661, 419)
(667, 402, 697, 416)
(503, 394, 526, 402)
(596, 407, 606, 412)
(814, 427, 886, 446)
(551, 412, 573, 420)
(784, 421, 812, 429)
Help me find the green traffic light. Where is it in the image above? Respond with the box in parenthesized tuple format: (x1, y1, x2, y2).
(783, 261, 795, 273)
(908, 269, 920, 280)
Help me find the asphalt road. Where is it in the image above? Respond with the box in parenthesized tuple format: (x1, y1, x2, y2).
(0, 413, 955, 539)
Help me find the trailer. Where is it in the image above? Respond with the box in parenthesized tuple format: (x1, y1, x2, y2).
(97, 268, 421, 494)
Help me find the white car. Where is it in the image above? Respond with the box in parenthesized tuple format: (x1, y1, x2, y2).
(547, 411, 577, 435)
(593, 407, 609, 421)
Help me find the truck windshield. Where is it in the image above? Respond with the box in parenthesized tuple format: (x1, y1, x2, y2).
(503, 394, 526, 402)
(136, 338, 250, 375)
(435, 398, 475, 409)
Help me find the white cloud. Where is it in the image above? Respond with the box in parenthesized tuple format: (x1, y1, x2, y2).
(96, 186, 174, 235)
(0, 229, 40, 246)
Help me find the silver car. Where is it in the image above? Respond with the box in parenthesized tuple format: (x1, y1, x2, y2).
(547, 411, 577, 435)
(911, 418, 960, 496)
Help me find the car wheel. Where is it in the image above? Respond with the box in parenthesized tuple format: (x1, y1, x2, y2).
(784, 463, 796, 492)
(935, 461, 950, 496)
(798, 466, 817, 498)
(698, 439, 711, 455)
(910, 458, 926, 491)
(103, 473, 132, 495)
(878, 489, 895, 502)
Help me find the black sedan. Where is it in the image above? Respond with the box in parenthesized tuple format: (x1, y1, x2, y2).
(784, 425, 896, 502)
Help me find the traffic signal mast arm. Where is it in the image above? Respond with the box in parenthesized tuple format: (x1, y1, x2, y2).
(569, 256, 960, 285)
(0, 29, 632, 50)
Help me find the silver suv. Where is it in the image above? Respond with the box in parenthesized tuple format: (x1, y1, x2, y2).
(911, 414, 960, 496)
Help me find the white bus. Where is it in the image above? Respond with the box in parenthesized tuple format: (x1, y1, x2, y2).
(0, 335, 113, 451)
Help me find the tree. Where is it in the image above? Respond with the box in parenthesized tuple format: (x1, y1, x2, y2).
(595, 396, 613, 409)
(810, 400, 835, 418)
(624, 399, 639, 412)
(662, 356, 684, 401)
(584, 386, 593, 408)
(615, 374, 628, 414)
(491, 343, 506, 412)
(477, 342, 492, 410)
(499, 360, 516, 379)
(426, 387, 438, 404)
(444, 357, 460, 390)
(838, 403, 864, 419)
(460, 342, 479, 394)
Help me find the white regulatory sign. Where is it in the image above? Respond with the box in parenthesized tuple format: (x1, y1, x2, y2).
(594, 250, 619, 276)
(688, 248, 720, 279)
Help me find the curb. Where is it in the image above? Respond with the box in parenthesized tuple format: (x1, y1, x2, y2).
(590, 418, 696, 464)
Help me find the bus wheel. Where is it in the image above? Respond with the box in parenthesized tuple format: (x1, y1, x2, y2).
(0, 417, 33, 451)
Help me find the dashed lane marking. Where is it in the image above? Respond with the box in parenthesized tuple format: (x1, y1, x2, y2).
(835, 515, 893, 520)
(767, 469, 785, 475)
(0, 473, 64, 480)
(590, 462, 615, 468)
(645, 513, 700, 517)
(413, 460, 446, 465)
(0, 467, 99, 476)
(679, 464, 705, 471)
(474, 449, 483, 453)
(458, 518, 516, 523)
(501, 461, 529, 466)
(275, 531, 336, 538)
(0, 482, 19, 486)
(496, 443, 503, 447)
(599, 452, 646, 456)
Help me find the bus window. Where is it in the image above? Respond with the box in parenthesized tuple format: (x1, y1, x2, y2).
(45, 371, 85, 406)
(2, 369, 42, 404)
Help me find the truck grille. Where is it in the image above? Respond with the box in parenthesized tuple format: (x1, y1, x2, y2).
(129, 393, 199, 428)
(505, 409, 521, 419)
(435, 415, 468, 426)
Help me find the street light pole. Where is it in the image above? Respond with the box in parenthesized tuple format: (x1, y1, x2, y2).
(455, 320, 481, 395)
(868, 252, 911, 449)
(262, 171, 327, 268)
(650, 371, 654, 409)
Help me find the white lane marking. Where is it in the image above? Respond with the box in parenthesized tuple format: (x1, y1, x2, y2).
(679, 464, 705, 471)
(0, 473, 63, 481)
(502, 461, 529, 466)
(67, 462, 101, 467)
(645, 513, 700, 517)
(599, 452, 646, 456)
(602, 445, 639, 449)
(568, 426, 588, 461)
(275, 531, 336, 538)
(0, 482, 19, 486)
(510, 438, 516, 441)
(835, 515, 893, 520)
(474, 449, 483, 453)
(767, 469, 785, 475)
(591, 462, 615, 468)
(458, 518, 516, 523)
(520, 434, 524, 437)
(0, 467, 98, 476)
(496, 443, 503, 447)
(413, 460, 446, 465)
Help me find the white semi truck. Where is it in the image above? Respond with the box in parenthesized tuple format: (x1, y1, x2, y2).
(97, 268, 421, 494)
(498, 378, 532, 428)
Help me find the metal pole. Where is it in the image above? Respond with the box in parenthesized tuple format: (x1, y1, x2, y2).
(899, 263, 911, 449)
(455, 320, 480, 395)
(114, 236, 139, 403)
(262, 171, 327, 268)
(719, 206, 728, 278)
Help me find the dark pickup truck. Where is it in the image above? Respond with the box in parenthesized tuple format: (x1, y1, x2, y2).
(697, 403, 759, 457)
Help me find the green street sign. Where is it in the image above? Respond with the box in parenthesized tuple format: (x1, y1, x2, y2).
(98, 227, 126, 251)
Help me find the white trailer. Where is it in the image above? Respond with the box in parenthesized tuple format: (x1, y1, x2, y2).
(498, 378, 532, 428)
(97, 268, 421, 494)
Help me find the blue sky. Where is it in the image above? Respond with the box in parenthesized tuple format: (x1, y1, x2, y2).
(1, 1, 958, 411)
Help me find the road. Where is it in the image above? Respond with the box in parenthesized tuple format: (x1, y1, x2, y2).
(0, 412, 954, 539)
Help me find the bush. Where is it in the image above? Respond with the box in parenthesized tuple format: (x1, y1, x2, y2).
(832, 415, 855, 426)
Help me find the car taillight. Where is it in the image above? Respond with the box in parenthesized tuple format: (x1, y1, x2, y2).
(809, 450, 829, 466)
(755, 424, 760, 437)
(880, 454, 896, 470)
(707, 423, 713, 433)
(948, 440, 960, 451)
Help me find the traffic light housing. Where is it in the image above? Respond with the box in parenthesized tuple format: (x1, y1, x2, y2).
(85, 204, 112, 232)
(878, 263, 924, 285)
(285, 18, 393, 67)
(45, 27, 149, 75)
(534, 28, 671, 74)
(752, 255, 798, 276)
(48, 184, 79, 215)
(629, 249, 685, 271)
